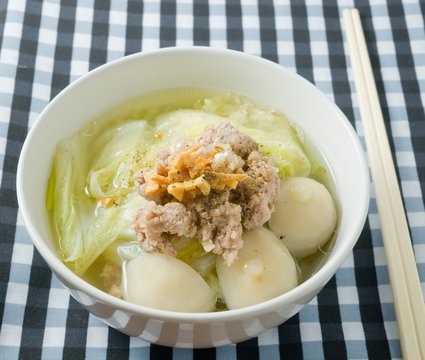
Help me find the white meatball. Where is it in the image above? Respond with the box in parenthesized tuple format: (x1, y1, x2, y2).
(216, 227, 298, 310)
(122, 252, 215, 312)
(269, 177, 337, 258)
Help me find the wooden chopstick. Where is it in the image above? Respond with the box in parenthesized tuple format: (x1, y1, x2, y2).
(343, 9, 425, 359)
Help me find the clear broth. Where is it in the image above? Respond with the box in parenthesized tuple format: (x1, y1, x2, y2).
(52, 88, 338, 309)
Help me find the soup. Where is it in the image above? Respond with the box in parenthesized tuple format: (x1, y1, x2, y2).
(47, 89, 337, 312)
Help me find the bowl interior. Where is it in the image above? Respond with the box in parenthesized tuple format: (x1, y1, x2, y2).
(17, 47, 369, 320)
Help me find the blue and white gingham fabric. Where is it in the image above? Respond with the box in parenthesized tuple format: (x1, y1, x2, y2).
(1, 0, 424, 359)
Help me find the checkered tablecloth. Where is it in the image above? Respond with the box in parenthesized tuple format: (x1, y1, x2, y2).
(1, 0, 424, 359)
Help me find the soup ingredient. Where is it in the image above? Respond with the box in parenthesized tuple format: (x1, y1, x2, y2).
(201, 120, 257, 158)
(139, 141, 247, 203)
(86, 120, 151, 202)
(234, 150, 281, 230)
(47, 120, 150, 275)
(122, 250, 215, 312)
(216, 227, 298, 309)
(133, 123, 280, 266)
(268, 177, 337, 258)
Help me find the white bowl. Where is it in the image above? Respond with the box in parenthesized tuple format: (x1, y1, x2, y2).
(17, 47, 369, 348)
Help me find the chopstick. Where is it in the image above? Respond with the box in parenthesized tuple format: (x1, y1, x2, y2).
(343, 9, 425, 359)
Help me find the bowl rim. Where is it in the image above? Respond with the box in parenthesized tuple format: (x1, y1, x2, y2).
(16, 46, 370, 323)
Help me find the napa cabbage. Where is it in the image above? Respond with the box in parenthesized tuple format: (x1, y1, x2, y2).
(47, 139, 86, 263)
(68, 191, 147, 275)
(48, 120, 150, 275)
(86, 120, 153, 203)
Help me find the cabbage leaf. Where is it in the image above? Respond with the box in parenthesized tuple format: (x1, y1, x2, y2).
(47, 139, 86, 263)
(48, 121, 149, 275)
(66, 191, 146, 275)
(86, 120, 153, 202)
